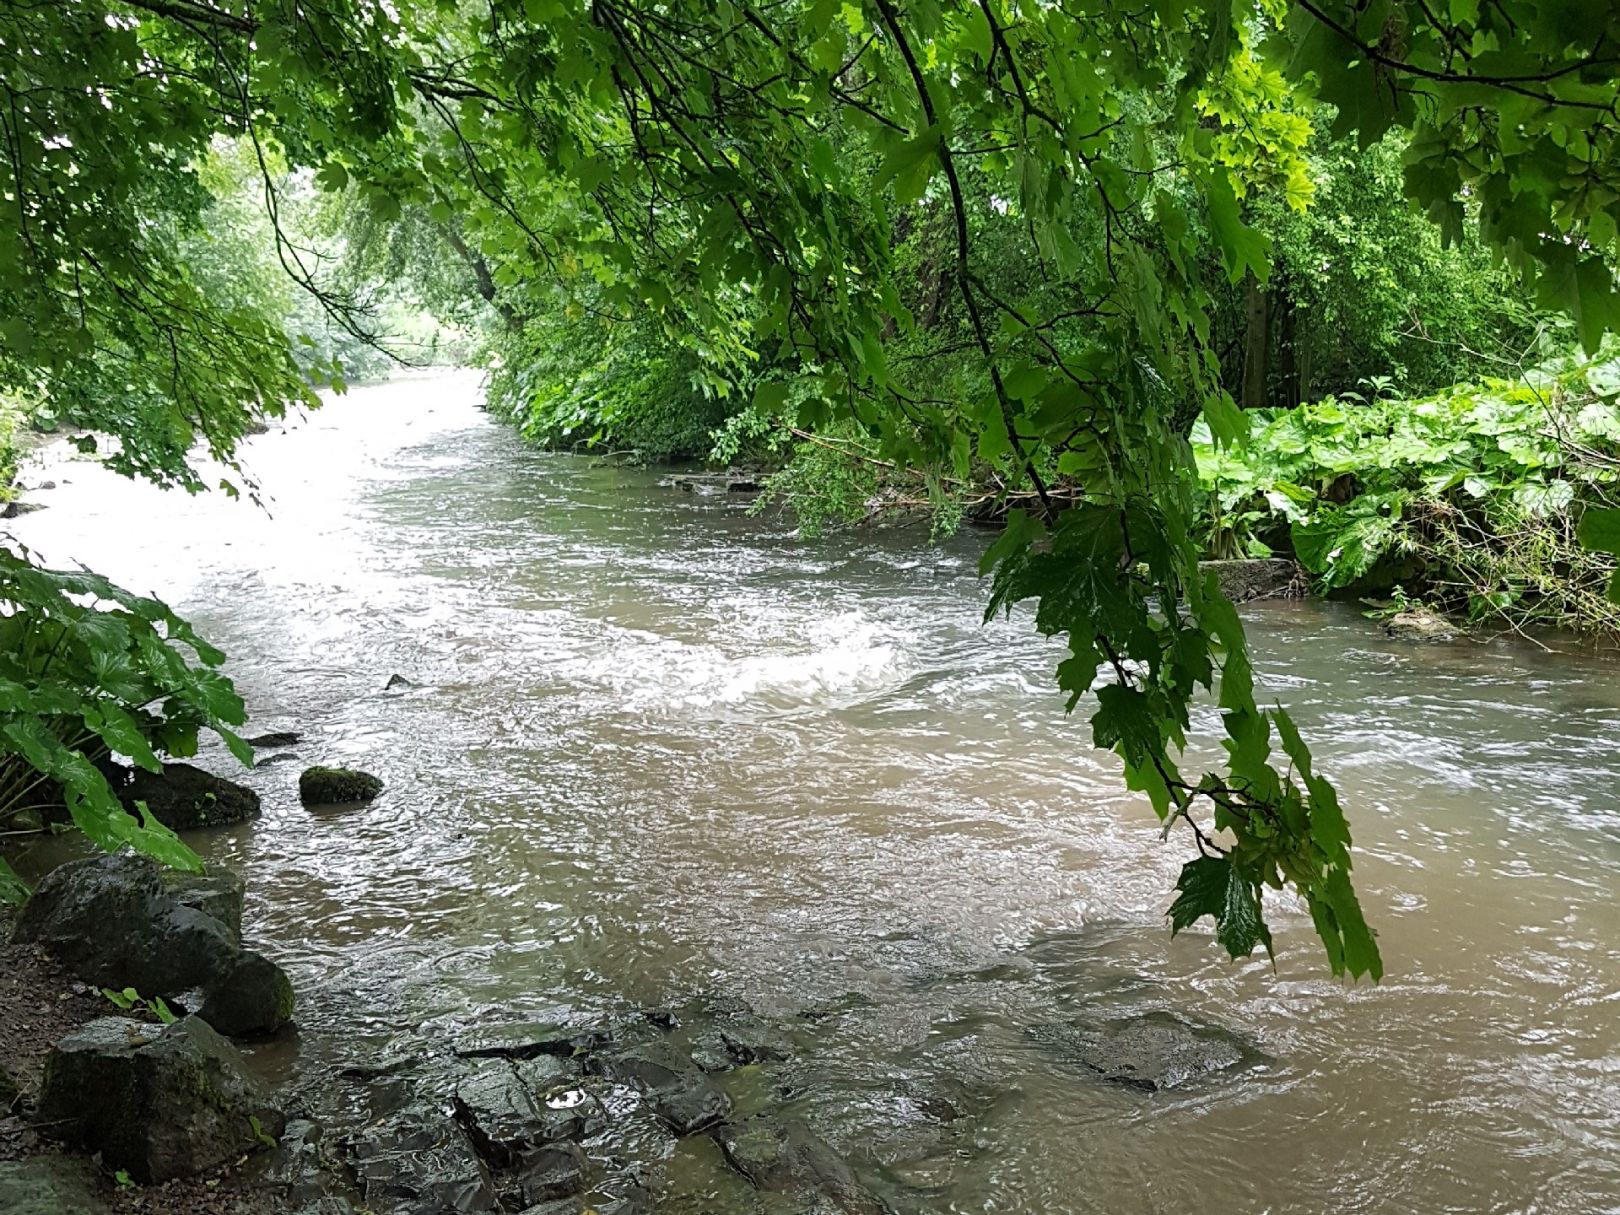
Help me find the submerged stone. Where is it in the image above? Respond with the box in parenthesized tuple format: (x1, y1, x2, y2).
(1026, 1010, 1252, 1091)
(37, 1016, 286, 1182)
(716, 1115, 886, 1215)
(122, 761, 261, 829)
(246, 731, 302, 748)
(454, 1021, 609, 1061)
(299, 765, 384, 804)
(1384, 608, 1458, 642)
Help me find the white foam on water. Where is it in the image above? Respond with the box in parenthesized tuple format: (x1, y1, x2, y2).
(604, 610, 915, 716)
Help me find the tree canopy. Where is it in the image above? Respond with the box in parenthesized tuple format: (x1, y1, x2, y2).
(5, 0, 1620, 977)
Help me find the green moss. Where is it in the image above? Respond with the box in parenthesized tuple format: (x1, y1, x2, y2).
(297, 766, 383, 804)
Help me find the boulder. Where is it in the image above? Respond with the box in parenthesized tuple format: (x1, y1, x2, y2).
(161, 867, 247, 943)
(36, 1016, 286, 1182)
(1026, 1011, 1251, 1091)
(122, 762, 261, 830)
(590, 1039, 731, 1135)
(12, 852, 293, 1036)
(1201, 558, 1305, 603)
(0, 1156, 110, 1215)
(299, 766, 384, 804)
(1384, 607, 1458, 642)
(12, 852, 240, 995)
(716, 1115, 886, 1214)
(198, 949, 296, 1036)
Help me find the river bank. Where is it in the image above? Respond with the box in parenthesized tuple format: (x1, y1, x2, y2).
(4, 371, 1620, 1212)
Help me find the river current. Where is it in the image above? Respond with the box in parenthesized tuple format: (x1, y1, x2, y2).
(10, 371, 1620, 1214)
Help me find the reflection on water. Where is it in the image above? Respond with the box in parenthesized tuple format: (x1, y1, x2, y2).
(11, 371, 1620, 1213)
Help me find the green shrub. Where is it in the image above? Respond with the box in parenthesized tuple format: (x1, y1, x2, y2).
(0, 544, 252, 902)
(1192, 354, 1620, 633)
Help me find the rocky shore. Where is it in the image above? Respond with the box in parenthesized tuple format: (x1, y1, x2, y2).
(0, 840, 1261, 1215)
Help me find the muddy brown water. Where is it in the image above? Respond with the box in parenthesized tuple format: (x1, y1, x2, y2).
(9, 371, 1620, 1213)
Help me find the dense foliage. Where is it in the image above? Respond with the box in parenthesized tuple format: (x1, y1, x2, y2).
(3, 0, 1620, 977)
(1194, 355, 1620, 634)
(0, 544, 251, 900)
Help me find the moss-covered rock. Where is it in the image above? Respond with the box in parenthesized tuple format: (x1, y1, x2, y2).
(37, 1015, 286, 1182)
(11, 852, 240, 995)
(298, 766, 383, 804)
(122, 762, 261, 830)
(199, 949, 295, 1037)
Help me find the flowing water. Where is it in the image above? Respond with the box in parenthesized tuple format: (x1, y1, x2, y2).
(10, 371, 1620, 1214)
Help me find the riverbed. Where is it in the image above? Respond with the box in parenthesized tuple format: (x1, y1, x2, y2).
(10, 370, 1620, 1214)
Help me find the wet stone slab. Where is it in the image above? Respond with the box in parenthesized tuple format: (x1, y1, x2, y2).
(1026, 1010, 1255, 1091)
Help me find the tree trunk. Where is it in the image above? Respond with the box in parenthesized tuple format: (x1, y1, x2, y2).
(1242, 271, 1268, 411)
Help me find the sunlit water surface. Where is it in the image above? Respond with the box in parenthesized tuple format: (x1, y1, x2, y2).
(11, 372, 1620, 1214)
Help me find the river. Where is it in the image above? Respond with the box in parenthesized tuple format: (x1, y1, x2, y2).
(10, 370, 1620, 1214)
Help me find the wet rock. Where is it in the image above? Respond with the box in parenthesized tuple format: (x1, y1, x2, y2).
(1, 500, 46, 518)
(260, 1118, 339, 1206)
(455, 1021, 609, 1062)
(716, 1115, 886, 1214)
(37, 1015, 286, 1182)
(1026, 1011, 1251, 1091)
(519, 1189, 652, 1215)
(506, 1141, 589, 1206)
(1201, 558, 1305, 603)
(246, 731, 302, 748)
(299, 765, 384, 804)
(0, 1062, 18, 1110)
(1384, 608, 1458, 642)
(453, 1059, 554, 1166)
(591, 1039, 732, 1135)
(0, 1156, 109, 1215)
(13, 852, 292, 1036)
(385, 673, 417, 690)
(122, 762, 261, 830)
(257, 751, 302, 765)
(347, 1103, 499, 1215)
(161, 867, 246, 943)
(12, 852, 241, 996)
(198, 949, 296, 1036)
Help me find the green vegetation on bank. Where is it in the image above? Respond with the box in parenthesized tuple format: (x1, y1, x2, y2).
(3, 0, 1620, 981)
(1193, 355, 1620, 636)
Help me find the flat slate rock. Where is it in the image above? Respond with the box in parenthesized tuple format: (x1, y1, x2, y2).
(1026, 1011, 1252, 1091)
(348, 1104, 499, 1215)
(716, 1115, 886, 1215)
(454, 1021, 607, 1061)
(590, 1039, 732, 1135)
